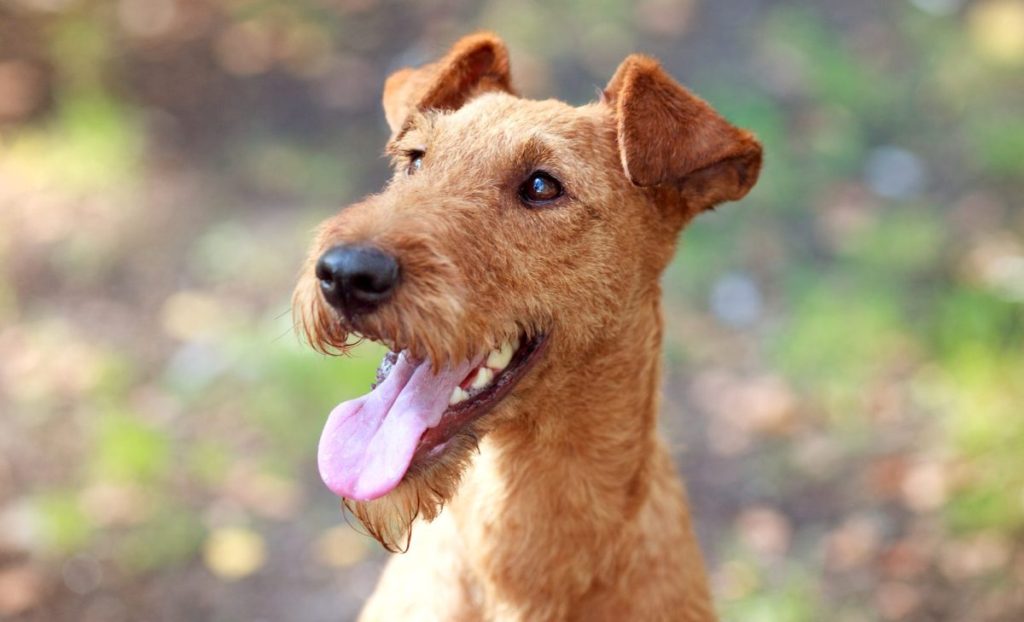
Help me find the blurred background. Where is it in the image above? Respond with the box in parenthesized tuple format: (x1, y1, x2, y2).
(0, 0, 1022, 620)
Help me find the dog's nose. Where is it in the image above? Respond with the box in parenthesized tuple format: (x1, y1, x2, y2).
(316, 245, 400, 314)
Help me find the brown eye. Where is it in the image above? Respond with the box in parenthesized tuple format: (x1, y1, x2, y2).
(406, 151, 424, 175)
(519, 171, 563, 204)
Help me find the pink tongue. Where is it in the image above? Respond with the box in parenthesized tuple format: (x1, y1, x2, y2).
(318, 352, 480, 501)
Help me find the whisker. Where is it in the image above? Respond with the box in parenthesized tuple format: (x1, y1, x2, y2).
(271, 321, 303, 344)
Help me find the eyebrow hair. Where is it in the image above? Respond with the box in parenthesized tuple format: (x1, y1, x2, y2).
(386, 112, 435, 154)
(514, 135, 558, 172)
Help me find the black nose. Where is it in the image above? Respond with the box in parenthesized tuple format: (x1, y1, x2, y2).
(316, 245, 400, 315)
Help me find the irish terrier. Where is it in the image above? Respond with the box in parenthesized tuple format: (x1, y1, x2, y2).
(293, 32, 762, 622)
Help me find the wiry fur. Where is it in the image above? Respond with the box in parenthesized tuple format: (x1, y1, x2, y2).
(293, 32, 762, 621)
(344, 431, 480, 552)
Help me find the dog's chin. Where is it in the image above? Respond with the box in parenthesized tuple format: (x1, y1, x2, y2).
(330, 331, 549, 551)
(344, 430, 481, 552)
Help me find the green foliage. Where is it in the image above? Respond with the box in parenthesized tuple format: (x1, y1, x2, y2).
(931, 288, 1023, 360)
(34, 492, 94, 555)
(947, 486, 1022, 534)
(187, 440, 234, 488)
(91, 414, 172, 484)
(764, 7, 896, 117)
(771, 277, 902, 410)
(117, 508, 206, 572)
(6, 93, 141, 190)
(229, 136, 358, 200)
(838, 208, 945, 277)
(720, 565, 819, 622)
(972, 116, 1024, 176)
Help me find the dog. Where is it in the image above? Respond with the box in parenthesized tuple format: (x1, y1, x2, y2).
(293, 32, 762, 622)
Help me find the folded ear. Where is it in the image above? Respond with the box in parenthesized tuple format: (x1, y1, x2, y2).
(604, 55, 762, 210)
(383, 32, 515, 134)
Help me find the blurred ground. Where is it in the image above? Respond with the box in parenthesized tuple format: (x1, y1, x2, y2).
(0, 0, 1023, 621)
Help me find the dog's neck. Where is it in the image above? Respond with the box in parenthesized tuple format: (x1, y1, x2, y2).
(447, 290, 711, 618)
(473, 291, 663, 503)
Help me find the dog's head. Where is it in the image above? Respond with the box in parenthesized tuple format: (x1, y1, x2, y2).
(293, 32, 761, 549)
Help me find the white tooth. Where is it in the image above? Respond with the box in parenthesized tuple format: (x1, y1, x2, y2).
(449, 386, 469, 405)
(471, 367, 495, 390)
(486, 341, 515, 371)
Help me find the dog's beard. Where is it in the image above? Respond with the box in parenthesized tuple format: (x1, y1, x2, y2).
(344, 432, 480, 552)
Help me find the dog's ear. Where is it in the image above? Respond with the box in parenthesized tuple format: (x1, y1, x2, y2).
(383, 32, 514, 133)
(604, 55, 762, 211)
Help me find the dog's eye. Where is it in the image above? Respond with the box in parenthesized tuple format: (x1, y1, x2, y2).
(519, 172, 563, 204)
(406, 151, 424, 176)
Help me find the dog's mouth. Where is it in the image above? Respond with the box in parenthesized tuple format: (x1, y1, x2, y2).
(317, 332, 548, 501)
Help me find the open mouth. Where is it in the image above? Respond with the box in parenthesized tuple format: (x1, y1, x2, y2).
(317, 332, 548, 501)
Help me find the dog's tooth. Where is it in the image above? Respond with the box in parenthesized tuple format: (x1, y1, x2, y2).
(449, 386, 469, 405)
(486, 341, 515, 371)
(471, 367, 495, 390)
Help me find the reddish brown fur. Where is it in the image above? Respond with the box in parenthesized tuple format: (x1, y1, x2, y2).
(293, 32, 762, 621)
